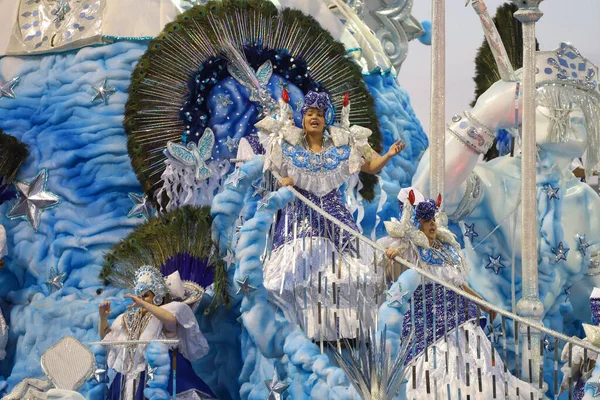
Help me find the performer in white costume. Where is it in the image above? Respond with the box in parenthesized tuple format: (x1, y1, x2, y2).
(258, 90, 404, 340)
(381, 188, 541, 399)
(99, 266, 213, 400)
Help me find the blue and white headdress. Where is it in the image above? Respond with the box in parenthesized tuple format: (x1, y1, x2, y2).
(301, 91, 335, 126)
(134, 266, 169, 305)
(385, 188, 458, 249)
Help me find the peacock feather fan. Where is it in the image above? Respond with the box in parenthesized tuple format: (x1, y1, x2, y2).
(99, 206, 229, 309)
(470, 2, 539, 160)
(0, 128, 29, 204)
(124, 0, 382, 203)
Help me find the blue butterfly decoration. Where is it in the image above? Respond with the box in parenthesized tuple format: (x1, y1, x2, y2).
(166, 128, 215, 180)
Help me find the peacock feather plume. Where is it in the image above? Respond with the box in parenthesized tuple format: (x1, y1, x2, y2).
(0, 128, 29, 204)
(124, 0, 382, 202)
(470, 2, 539, 160)
(99, 205, 230, 309)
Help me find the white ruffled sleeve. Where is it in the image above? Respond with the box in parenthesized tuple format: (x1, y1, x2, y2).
(160, 302, 209, 362)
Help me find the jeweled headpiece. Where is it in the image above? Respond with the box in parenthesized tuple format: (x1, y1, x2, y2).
(301, 91, 335, 125)
(531, 43, 600, 173)
(134, 266, 168, 305)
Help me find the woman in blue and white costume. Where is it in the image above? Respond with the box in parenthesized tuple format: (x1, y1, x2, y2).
(256, 90, 404, 340)
(99, 266, 214, 400)
(381, 188, 541, 399)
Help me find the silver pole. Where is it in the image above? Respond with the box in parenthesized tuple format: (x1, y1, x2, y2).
(512, 0, 544, 390)
(429, 0, 446, 199)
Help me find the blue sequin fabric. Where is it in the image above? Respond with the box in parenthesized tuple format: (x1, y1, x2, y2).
(282, 142, 350, 173)
(401, 283, 481, 364)
(272, 187, 359, 253)
(245, 134, 265, 155)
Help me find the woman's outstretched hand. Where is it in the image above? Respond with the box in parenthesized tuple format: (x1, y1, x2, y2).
(385, 139, 405, 158)
(279, 177, 295, 187)
(124, 293, 147, 310)
(98, 301, 112, 317)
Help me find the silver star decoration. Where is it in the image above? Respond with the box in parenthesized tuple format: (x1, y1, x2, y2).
(0, 74, 20, 99)
(463, 223, 478, 242)
(127, 192, 153, 221)
(92, 368, 106, 383)
(257, 192, 276, 212)
(542, 184, 560, 200)
(216, 93, 233, 108)
(543, 336, 555, 352)
(587, 379, 600, 397)
(223, 249, 236, 269)
(385, 284, 410, 308)
(224, 136, 239, 152)
(252, 181, 266, 198)
(485, 254, 506, 275)
(45, 267, 67, 292)
(552, 242, 569, 263)
(235, 276, 257, 297)
(7, 169, 60, 231)
(52, 0, 71, 25)
(225, 168, 245, 188)
(578, 235, 590, 257)
(264, 368, 290, 400)
(91, 79, 117, 105)
(147, 366, 158, 381)
(294, 101, 304, 113)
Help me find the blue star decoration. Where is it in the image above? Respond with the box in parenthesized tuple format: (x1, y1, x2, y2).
(127, 192, 153, 221)
(216, 93, 233, 108)
(257, 192, 276, 212)
(91, 79, 117, 105)
(552, 242, 569, 263)
(45, 267, 67, 292)
(0, 74, 20, 100)
(225, 168, 245, 188)
(7, 169, 60, 231)
(586, 379, 600, 397)
(542, 183, 560, 200)
(463, 223, 478, 242)
(578, 234, 590, 257)
(485, 254, 506, 275)
(265, 369, 290, 400)
(385, 283, 410, 309)
(235, 276, 257, 297)
(224, 136, 239, 152)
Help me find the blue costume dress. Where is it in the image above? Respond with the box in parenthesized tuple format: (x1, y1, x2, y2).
(380, 214, 542, 399)
(257, 111, 384, 340)
(103, 301, 214, 400)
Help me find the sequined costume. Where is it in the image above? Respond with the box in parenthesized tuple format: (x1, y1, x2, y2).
(258, 92, 384, 340)
(379, 190, 541, 399)
(102, 268, 213, 400)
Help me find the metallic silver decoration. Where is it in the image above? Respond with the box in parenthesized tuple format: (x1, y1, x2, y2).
(91, 78, 116, 105)
(7, 0, 105, 55)
(463, 222, 478, 242)
(225, 168, 245, 188)
(551, 242, 569, 263)
(468, 0, 517, 81)
(147, 366, 158, 381)
(542, 183, 560, 200)
(578, 235, 590, 257)
(0, 306, 7, 361)
(264, 369, 290, 400)
(7, 169, 60, 231)
(451, 114, 462, 122)
(127, 192, 152, 221)
(223, 136, 240, 152)
(428, 0, 445, 199)
(223, 249, 236, 269)
(485, 254, 506, 274)
(0, 378, 53, 400)
(41, 335, 97, 391)
(235, 276, 257, 297)
(512, 1, 545, 388)
(45, 266, 67, 292)
(352, 0, 425, 71)
(0, 74, 20, 99)
(257, 192, 276, 212)
(384, 283, 409, 309)
(332, 326, 412, 399)
(91, 368, 106, 383)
